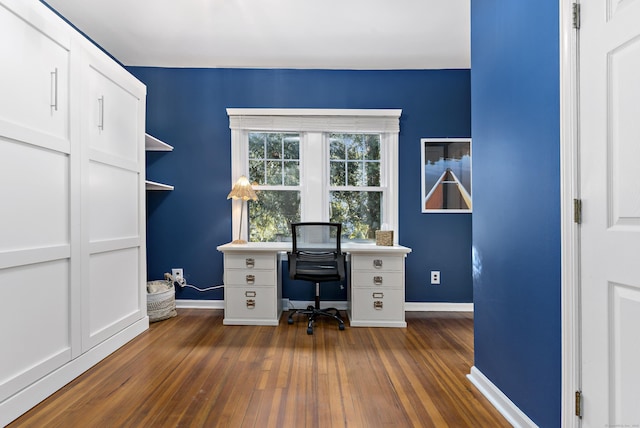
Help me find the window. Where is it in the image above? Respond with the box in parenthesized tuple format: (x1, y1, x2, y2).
(247, 132, 301, 241)
(228, 109, 401, 243)
(329, 133, 382, 240)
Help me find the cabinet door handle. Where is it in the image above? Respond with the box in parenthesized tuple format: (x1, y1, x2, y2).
(373, 259, 383, 269)
(50, 68, 58, 111)
(245, 291, 256, 297)
(373, 276, 383, 285)
(246, 299, 256, 309)
(373, 292, 384, 298)
(245, 274, 255, 284)
(245, 258, 255, 268)
(97, 96, 105, 130)
(374, 301, 383, 310)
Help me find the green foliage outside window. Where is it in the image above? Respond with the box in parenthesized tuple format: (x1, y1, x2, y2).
(246, 132, 383, 242)
(248, 190, 300, 242)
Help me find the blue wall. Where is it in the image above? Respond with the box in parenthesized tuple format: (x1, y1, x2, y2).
(127, 68, 472, 303)
(471, 1, 561, 426)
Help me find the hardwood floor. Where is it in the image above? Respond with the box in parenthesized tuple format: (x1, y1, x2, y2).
(10, 310, 509, 427)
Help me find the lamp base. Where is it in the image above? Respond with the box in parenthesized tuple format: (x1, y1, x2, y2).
(231, 239, 248, 244)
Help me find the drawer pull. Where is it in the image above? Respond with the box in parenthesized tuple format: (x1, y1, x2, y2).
(373, 292, 384, 299)
(245, 258, 255, 268)
(373, 259, 383, 269)
(245, 274, 255, 284)
(373, 276, 383, 285)
(246, 299, 256, 309)
(245, 291, 256, 297)
(374, 301, 384, 310)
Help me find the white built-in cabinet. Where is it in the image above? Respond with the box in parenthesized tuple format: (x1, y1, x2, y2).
(0, 0, 148, 425)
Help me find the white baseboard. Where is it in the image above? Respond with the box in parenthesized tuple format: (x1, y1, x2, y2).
(175, 299, 473, 313)
(405, 302, 473, 312)
(0, 317, 148, 427)
(175, 299, 224, 309)
(467, 366, 538, 428)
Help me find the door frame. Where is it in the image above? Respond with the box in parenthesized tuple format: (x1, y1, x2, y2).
(560, 0, 580, 427)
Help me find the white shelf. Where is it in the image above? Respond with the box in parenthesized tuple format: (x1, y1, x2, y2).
(145, 180, 174, 191)
(145, 133, 174, 151)
(145, 133, 174, 191)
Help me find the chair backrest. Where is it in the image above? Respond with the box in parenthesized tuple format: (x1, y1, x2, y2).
(289, 222, 344, 282)
(291, 222, 342, 254)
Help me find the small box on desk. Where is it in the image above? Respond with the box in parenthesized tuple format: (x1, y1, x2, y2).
(375, 230, 394, 246)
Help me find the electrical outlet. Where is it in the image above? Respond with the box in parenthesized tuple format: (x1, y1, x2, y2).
(172, 268, 184, 285)
(430, 270, 440, 285)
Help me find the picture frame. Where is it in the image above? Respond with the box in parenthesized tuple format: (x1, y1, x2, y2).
(421, 138, 472, 213)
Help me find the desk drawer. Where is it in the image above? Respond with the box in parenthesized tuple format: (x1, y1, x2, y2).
(225, 269, 276, 286)
(225, 253, 275, 270)
(350, 288, 404, 322)
(225, 286, 277, 320)
(351, 254, 404, 272)
(351, 271, 404, 289)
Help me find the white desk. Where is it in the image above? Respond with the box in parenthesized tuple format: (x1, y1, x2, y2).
(216, 242, 412, 327)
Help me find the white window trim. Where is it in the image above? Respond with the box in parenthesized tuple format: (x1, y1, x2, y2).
(227, 108, 402, 243)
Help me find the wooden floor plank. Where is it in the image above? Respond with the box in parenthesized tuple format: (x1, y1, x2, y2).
(9, 310, 509, 428)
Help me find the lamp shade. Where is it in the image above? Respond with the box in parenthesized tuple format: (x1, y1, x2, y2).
(227, 176, 257, 201)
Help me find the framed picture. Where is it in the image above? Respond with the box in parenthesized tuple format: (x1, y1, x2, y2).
(421, 138, 472, 213)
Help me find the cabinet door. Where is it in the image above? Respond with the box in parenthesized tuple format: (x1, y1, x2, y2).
(86, 57, 141, 164)
(80, 44, 146, 352)
(0, 0, 70, 148)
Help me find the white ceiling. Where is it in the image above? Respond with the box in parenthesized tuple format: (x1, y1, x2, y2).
(44, 0, 470, 70)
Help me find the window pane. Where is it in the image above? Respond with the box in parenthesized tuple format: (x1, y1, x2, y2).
(330, 161, 346, 186)
(249, 132, 300, 186)
(330, 137, 345, 160)
(330, 191, 381, 241)
(283, 161, 299, 185)
(249, 160, 265, 184)
(248, 134, 265, 159)
(347, 162, 363, 186)
(331, 133, 381, 187)
(266, 161, 282, 185)
(366, 162, 380, 186)
(283, 135, 299, 159)
(249, 190, 301, 242)
(346, 135, 364, 160)
(365, 135, 380, 160)
(266, 134, 282, 159)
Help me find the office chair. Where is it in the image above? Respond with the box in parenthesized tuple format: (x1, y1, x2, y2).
(287, 222, 346, 334)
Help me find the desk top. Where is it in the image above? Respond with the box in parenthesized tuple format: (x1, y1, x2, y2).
(217, 241, 411, 255)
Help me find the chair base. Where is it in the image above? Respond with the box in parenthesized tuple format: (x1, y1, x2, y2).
(288, 305, 345, 335)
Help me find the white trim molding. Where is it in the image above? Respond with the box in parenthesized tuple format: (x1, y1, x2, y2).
(404, 302, 473, 312)
(559, 1, 581, 427)
(175, 299, 224, 310)
(226, 108, 402, 243)
(467, 366, 538, 428)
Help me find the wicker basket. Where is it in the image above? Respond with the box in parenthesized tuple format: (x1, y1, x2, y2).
(147, 280, 177, 322)
(375, 230, 394, 246)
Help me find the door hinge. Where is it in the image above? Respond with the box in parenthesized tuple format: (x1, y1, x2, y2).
(572, 3, 581, 29)
(574, 199, 582, 224)
(575, 390, 583, 417)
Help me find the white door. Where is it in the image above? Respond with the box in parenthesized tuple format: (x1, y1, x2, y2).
(579, 1, 640, 426)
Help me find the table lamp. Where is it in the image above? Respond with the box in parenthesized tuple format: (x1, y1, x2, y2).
(227, 175, 258, 244)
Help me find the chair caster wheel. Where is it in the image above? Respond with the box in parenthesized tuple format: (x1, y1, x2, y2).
(339, 324, 345, 331)
(288, 318, 294, 325)
(307, 327, 313, 335)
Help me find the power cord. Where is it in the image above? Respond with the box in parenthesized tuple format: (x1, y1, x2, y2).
(164, 273, 224, 292)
